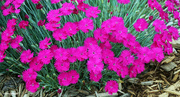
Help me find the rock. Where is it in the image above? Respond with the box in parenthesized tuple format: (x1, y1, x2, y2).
(160, 62, 177, 71)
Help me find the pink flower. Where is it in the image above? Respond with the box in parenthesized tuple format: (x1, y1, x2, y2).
(69, 70, 80, 84)
(20, 49, 34, 63)
(85, 6, 101, 18)
(119, 50, 134, 66)
(54, 60, 70, 72)
(53, 28, 67, 41)
(19, 20, 29, 29)
(10, 35, 23, 49)
(165, 0, 175, 12)
(1, 28, 14, 42)
(36, 4, 43, 9)
(59, 2, 75, 16)
(78, 18, 94, 33)
(67, 48, 77, 63)
(87, 45, 102, 59)
(133, 18, 148, 32)
(58, 72, 71, 86)
(151, 47, 164, 62)
(108, 57, 121, 72)
(54, 47, 68, 61)
(45, 22, 60, 31)
(0, 41, 9, 51)
(22, 68, 37, 82)
(105, 80, 118, 95)
(51, 0, 62, 4)
(29, 57, 44, 71)
(39, 37, 51, 49)
(63, 22, 77, 36)
(94, 28, 109, 42)
(0, 51, 6, 63)
(153, 19, 167, 32)
(37, 49, 53, 64)
(77, 2, 89, 12)
(26, 80, 39, 93)
(116, 66, 129, 78)
(47, 9, 61, 22)
(37, 20, 45, 26)
(89, 71, 102, 82)
(3, 6, 15, 16)
(50, 45, 58, 56)
(99, 41, 112, 50)
(129, 66, 138, 78)
(74, 46, 88, 61)
(164, 42, 173, 55)
(168, 26, 179, 40)
(84, 37, 98, 47)
(117, 0, 130, 4)
(7, 18, 17, 28)
(87, 59, 104, 74)
(137, 47, 152, 63)
(102, 49, 114, 64)
(133, 59, 145, 74)
(173, 11, 180, 19)
(31, 0, 40, 4)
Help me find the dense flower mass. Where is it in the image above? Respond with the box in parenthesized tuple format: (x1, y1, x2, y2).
(0, 0, 179, 95)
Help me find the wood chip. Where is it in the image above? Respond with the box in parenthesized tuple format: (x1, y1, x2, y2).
(163, 90, 180, 95)
(161, 56, 175, 64)
(141, 81, 154, 86)
(127, 90, 136, 95)
(10, 90, 17, 97)
(172, 72, 179, 82)
(147, 90, 160, 93)
(160, 62, 177, 71)
(161, 77, 171, 85)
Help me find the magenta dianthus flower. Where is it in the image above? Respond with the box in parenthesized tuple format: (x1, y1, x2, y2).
(37, 49, 53, 64)
(78, 18, 94, 33)
(54, 60, 70, 72)
(19, 20, 29, 29)
(51, 0, 62, 4)
(69, 70, 80, 84)
(85, 6, 101, 18)
(22, 68, 37, 82)
(10, 35, 23, 49)
(77, 2, 89, 12)
(26, 80, 39, 93)
(58, 72, 71, 86)
(59, 2, 75, 16)
(20, 49, 34, 63)
(0, 51, 6, 63)
(31, 0, 40, 4)
(39, 37, 51, 49)
(89, 71, 102, 82)
(133, 18, 148, 32)
(117, 0, 130, 4)
(105, 80, 118, 95)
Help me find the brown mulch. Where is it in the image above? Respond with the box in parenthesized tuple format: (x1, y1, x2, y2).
(126, 50, 180, 97)
(0, 50, 180, 97)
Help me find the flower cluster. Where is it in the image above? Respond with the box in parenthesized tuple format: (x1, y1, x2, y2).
(1, 0, 179, 95)
(0, 19, 23, 62)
